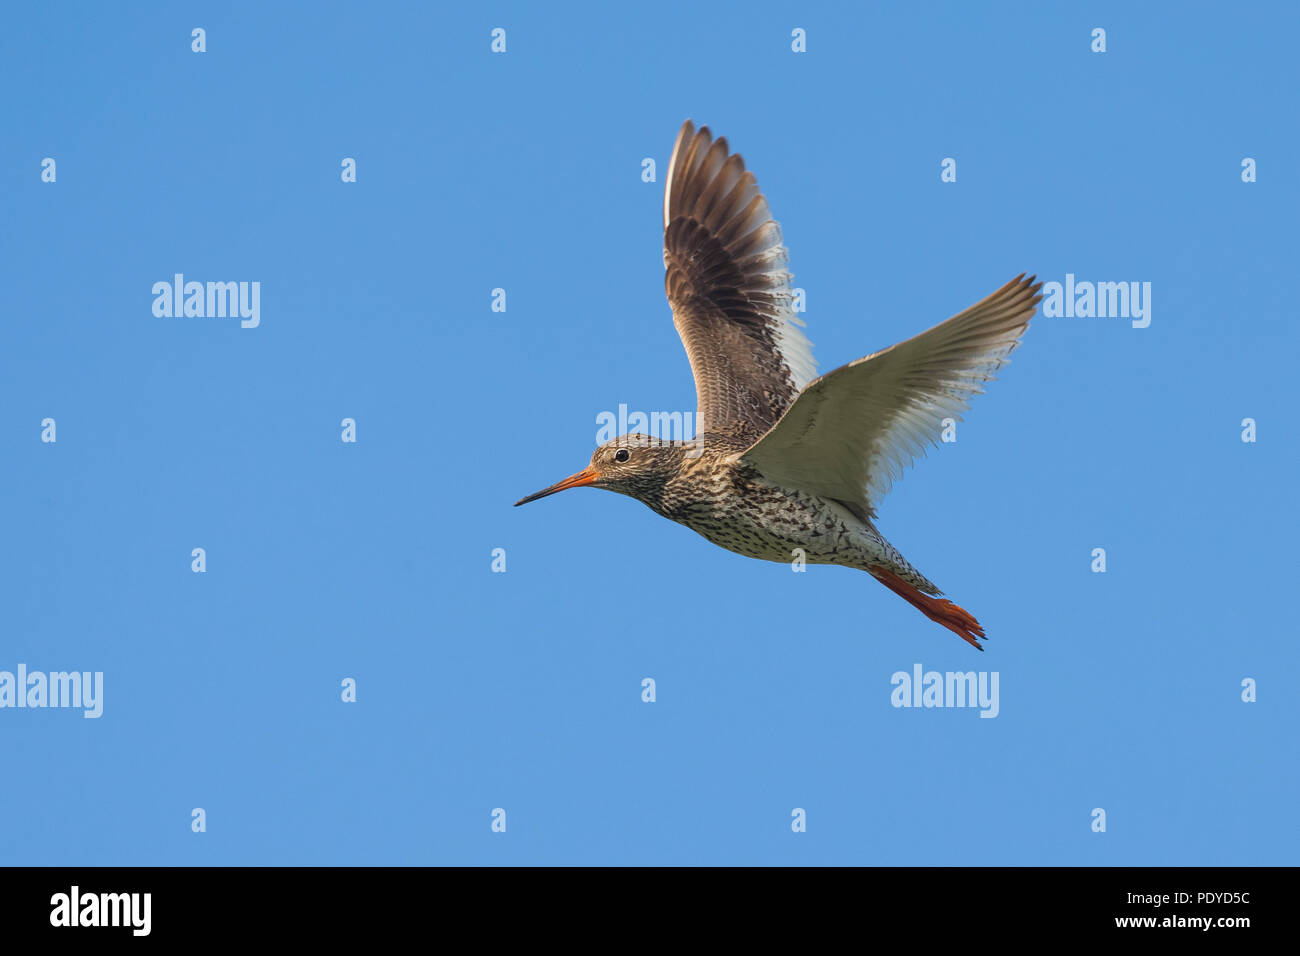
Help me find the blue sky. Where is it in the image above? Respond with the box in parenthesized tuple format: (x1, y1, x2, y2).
(1, 2, 1296, 865)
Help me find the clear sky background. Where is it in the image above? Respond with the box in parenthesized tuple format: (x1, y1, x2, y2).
(2, 2, 1296, 865)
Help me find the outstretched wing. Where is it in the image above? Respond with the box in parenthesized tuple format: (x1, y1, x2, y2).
(741, 274, 1043, 511)
(663, 120, 817, 437)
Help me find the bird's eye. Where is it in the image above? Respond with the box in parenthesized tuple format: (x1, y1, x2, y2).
(614, 448, 631, 463)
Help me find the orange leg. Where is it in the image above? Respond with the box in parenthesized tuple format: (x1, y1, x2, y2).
(869, 566, 986, 651)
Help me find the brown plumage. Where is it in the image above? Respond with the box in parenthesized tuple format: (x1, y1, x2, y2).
(516, 120, 1042, 650)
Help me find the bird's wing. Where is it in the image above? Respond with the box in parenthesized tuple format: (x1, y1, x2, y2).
(740, 274, 1042, 510)
(663, 120, 817, 436)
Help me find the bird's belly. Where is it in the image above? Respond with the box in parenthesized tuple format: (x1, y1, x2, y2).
(669, 481, 869, 566)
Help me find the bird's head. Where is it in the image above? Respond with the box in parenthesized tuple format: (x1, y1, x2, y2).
(514, 433, 688, 508)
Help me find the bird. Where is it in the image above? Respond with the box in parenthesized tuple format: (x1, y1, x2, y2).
(515, 120, 1041, 650)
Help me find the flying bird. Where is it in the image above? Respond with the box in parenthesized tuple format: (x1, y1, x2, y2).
(516, 121, 1041, 650)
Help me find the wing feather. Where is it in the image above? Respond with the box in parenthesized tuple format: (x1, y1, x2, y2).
(663, 120, 817, 436)
(740, 275, 1043, 510)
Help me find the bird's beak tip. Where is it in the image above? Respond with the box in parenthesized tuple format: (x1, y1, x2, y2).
(513, 466, 601, 508)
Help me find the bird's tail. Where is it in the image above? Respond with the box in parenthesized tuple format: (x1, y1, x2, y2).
(869, 565, 986, 651)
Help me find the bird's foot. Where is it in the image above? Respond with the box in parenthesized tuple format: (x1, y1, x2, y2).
(869, 566, 987, 651)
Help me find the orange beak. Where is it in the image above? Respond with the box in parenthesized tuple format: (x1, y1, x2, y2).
(514, 466, 601, 506)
